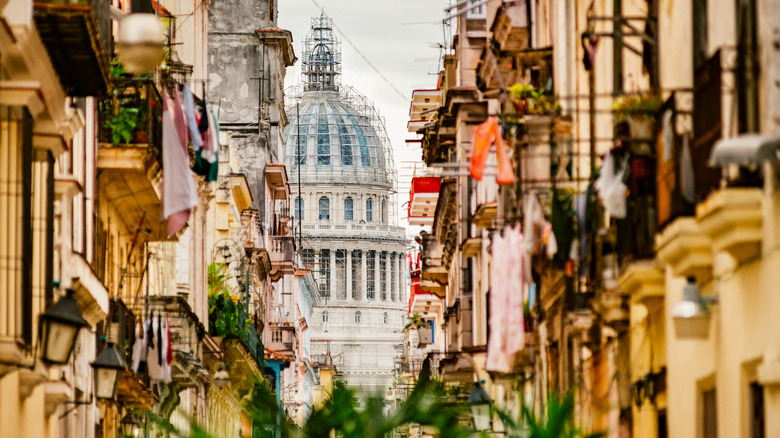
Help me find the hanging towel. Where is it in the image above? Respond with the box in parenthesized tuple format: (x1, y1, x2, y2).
(162, 91, 199, 237)
(486, 224, 525, 373)
(181, 84, 203, 151)
(131, 321, 146, 374)
(148, 316, 166, 381)
(193, 106, 219, 182)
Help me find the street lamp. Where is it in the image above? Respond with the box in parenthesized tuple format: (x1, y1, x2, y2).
(120, 411, 144, 437)
(468, 381, 492, 431)
(672, 277, 717, 339)
(39, 288, 89, 364)
(91, 342, 126, 400)
(116, 0, 165, 73)
(214, 361, 230, 389)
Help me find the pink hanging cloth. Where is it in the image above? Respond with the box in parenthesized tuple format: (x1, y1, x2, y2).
(162, 90, 199, 237)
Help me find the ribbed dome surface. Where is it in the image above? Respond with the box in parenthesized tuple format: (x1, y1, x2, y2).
(284, 88, 394, 189)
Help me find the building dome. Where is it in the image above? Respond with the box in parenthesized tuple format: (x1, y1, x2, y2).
(283, 88, 394, 190)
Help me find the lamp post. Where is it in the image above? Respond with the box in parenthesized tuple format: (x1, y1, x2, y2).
(39, 288, 89, 364)
(120, 411, 144, 437)
(91, 342, 126, 400)
(468, 381, 492, 432)
(672, 277, 718, 339)
(116, 0, 165, 74)
(214, 361, 230, 389)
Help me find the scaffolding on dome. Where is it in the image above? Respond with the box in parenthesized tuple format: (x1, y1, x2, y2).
(302, 14, 342, 93)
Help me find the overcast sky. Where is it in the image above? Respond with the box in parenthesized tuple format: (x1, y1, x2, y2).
(278, 0, 451, 232)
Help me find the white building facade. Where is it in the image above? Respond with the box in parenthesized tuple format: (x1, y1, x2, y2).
(284, 15, 407, 396)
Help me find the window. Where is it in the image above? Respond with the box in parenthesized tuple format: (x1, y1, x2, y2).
(355, 311, 361, 323)
(339, 117, 353, 165)
(366, 198, 373, 222)
(295, 197, 304, 221)
(322, 311, 328, 323)
(390, 253, 397, 301)
(380, 251, 387, 300)
(466, 0, 486, 19)
(366, 250, 376, 299)
(352, 250, 362, 300)
(335, 249, 347, 300)
(383, 312, 388, 324)
(702, 388, 717, 438)
(736, 0, 759, 133)
(319, 196, 330, 220)
(693, 0, 708, 71)
(750, 383, 764, 438)
(344, 197, 353, 221)
(317, 111, 330, 165)
(381, 199, 386, 223)
(320, 249, 331, 297)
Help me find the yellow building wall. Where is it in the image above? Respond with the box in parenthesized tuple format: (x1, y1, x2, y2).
(0, 371, 58, 438)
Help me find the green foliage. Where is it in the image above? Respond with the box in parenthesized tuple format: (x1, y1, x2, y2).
(493, 391, 604, 438)
(509, 83, 562, 116)
(110, 58, 128, 78)
(305, 374, 471, 438)
(103, 106, 139, 146)
(612, 93, 663, 123)
(245, 380, 293, 438)
(403, 313, 427, 332)
(208, 263, 251, 338)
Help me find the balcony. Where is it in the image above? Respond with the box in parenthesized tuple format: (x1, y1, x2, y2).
(696, 187, 762, 265)
(103, 299, 156, 409)
(655, 217, 713, 283)
(269, 236, 295, 281)
(267, 326, 296, 355)
(471, 202, 497, 229)
(408, 176, 440, 226)
(619, 260, 665, 305)
(145, 295, 208, 388)
(33, 0, 111, 96)
(265, 163, 290, 200)
(209, 293, 264, 370)
(97, 78, 168, 240)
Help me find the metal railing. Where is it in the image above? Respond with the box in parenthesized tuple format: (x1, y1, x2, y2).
(98, 78, 163, 163)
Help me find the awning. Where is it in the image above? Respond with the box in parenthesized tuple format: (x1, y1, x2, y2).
(709, 134, 780, 166)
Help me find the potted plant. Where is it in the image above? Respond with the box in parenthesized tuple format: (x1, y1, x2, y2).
(612, 93, 662, 139)
(103, 105, 139, 146)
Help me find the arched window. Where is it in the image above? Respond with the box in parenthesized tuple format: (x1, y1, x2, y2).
(295, 197, 304, 221)
(383, 312, 388, 324)
(319, 196, 330, 220)
(344, 197, 354, 221)
(322, 311, 328, 323)
(366, 198, 373, 222)
(355, 311, 361, 323)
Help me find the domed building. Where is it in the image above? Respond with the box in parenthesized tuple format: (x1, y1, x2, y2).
(284, 15, 407, 394)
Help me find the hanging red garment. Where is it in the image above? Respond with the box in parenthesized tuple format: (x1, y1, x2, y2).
(495, 134, 515, 185)
(470, 118, 495, 180)
(470, 117, 516, 184)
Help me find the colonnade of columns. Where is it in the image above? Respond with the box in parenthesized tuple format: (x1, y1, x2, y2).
(314, 246, 406, 303)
